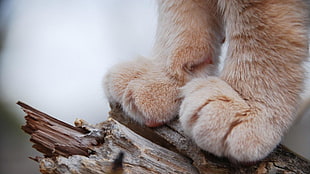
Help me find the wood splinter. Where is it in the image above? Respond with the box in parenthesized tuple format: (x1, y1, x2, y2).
(18, 101, 104, 158)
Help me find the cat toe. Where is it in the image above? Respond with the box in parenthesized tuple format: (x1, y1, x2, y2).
(103, 57, 151, 103)
(122, 74, 181, 126)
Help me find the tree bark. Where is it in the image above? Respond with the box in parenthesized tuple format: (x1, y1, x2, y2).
(18, 101, 310, 174)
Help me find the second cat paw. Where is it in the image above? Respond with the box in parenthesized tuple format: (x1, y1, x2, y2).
(179, 77, 279, 163)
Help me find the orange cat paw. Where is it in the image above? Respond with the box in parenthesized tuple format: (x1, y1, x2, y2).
(104, 57, 181, 127)
(180, 77, 279, 163)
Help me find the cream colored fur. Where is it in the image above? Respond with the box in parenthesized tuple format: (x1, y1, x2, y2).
(103, 0, 309, 163)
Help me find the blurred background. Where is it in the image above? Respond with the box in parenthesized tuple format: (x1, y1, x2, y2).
(0, 0, 309, 173)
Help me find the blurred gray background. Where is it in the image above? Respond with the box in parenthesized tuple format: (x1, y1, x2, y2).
(0, 0, 309, 173)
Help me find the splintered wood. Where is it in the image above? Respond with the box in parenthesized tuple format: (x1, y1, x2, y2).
(18, 101, 103, 158)
(19, 101, 310, 174)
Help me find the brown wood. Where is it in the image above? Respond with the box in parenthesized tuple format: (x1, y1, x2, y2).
(19, 101, 310, 174)
(19, 101, 102, 158)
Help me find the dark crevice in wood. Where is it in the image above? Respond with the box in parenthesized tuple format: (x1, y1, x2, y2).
(109, 103, 181, 155)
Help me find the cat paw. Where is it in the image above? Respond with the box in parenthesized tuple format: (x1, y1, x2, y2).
(104, 57, 181, 127)
(179, 77, 280, 163)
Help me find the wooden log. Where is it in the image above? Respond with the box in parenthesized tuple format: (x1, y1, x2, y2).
(18, 101, 310, 174)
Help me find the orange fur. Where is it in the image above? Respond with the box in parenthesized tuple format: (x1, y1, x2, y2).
(104, 0, 309, 162)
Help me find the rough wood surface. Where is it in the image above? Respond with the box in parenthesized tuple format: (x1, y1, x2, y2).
(19, 101, 103, 158)
(19, 101, 310, 174)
